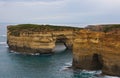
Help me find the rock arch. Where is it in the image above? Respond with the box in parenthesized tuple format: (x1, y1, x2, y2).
(7, 25, 120, 76)
(73, 30, 120, 76)
(55, 34, 71, 49)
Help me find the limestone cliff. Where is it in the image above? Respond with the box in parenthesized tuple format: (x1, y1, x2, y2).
(7, 24, 81, 54)
(73, 29, 120, 76)
(7, 24, 120, 76)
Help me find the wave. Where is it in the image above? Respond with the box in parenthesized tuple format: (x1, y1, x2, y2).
(5, 45, 8, 47)
(0, 42, 6, 45)
(76, 70, 119, 78)
(30, 53, 40, 55)
(65, 62, 72, 66)
(0, 35, 6, 37)
(104, 76, 119, 78)
(60, 64, 119, 78)
(60, 62, 72, 71)
(10, 50, 42, 56)
(82, 70, 101, 74)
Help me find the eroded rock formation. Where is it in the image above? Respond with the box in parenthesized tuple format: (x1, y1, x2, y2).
(7, 24, 79, 54)
(73, 29, 120, 76)
(7, 24, 120, 76)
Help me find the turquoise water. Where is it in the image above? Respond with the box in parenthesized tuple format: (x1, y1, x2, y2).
(0, 24, 117, 78)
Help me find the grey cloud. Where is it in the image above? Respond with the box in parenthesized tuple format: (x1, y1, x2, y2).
(0, 0, 120, 26)
(0, 0, 58, 2)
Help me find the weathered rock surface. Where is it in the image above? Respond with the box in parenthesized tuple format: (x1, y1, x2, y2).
(7, 24, 79, 54)
(73, 29, 120, 76)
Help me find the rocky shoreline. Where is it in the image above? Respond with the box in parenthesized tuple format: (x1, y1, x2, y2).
(7, 24, 120, 76)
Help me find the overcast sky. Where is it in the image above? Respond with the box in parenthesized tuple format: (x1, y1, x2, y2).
(0, 0, 120, 26)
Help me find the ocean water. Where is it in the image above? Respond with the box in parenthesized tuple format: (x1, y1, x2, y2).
(0, 24, 119, 78)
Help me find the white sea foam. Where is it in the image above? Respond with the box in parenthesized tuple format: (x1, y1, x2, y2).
(10, 50, 42, 56)
(104, 76, 119, 78)
(0, 42, 6, 45)
(65, 62, 72, 66)
(34, 53, 40, 55)
(10, 50, 21, 55)
(81, 70, 119, 78)
(10, 50, 24, 54)
(60, 67, 70, 71)
(82, 70, 101, 74)
(60, 62, 72, 71)
(5, 45, 8, 47)
(30, 53, 40, 55)
(0, 35, 6, 37)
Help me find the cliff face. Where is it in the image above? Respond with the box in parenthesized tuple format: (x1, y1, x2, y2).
(7, 31, 55, 54)
(7, 24, 76, 54)
(73, 29, 120, 76)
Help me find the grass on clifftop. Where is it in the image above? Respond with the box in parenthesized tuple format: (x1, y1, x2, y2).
(8, 24, 81, 31)
(103, 24, 120, 32)
(7, 24, 82, 36)
(86, 24, 120, 32)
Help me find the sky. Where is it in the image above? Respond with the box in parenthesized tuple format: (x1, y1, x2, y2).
(0, 0, 120, 26)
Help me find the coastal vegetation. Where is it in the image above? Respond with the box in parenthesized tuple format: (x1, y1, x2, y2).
(85, 24, 120, 32)
(103, 24, 120, 32)
(7, 24, 82, 36)
(8, 24, 81, 31)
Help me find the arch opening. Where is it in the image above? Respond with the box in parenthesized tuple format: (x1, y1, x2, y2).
(53, 35, 68, 52)
(53, 42, 66, 52)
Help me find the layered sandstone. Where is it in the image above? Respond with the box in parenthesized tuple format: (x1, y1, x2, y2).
(7, 24, 80, 54)
(73, 29, 120, 76)
(7, 31, 55, 54)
